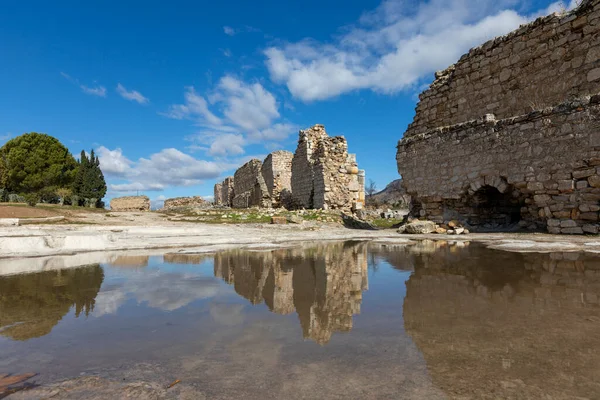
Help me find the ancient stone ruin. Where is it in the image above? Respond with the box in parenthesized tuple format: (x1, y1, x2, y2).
(214, 125, 364, 211)
(292, 124, 364, 210)
(110, 195, 150, 212)
(397, 0, 600, 234)
(262, 150, 293, 208)
(162, 196, 209, 211)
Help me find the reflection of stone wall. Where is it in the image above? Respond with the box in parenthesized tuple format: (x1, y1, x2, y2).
(108, 255, 149, 268)
(163, 253, 212, 265)
(403, 243, 600, 399)
(0, 265, 104, 341)
(213, 242, 368, 344)
(110, 196, 150, 212)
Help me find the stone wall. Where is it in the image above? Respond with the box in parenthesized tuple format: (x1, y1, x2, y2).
(232, 159, 270, 208)
(213, 183, 222, 205)
(397, 0, 600, 233)
(220, 177, 235, 206)
(162, 196, 209, 211)
(214, 125, 364, 211)
(292, 124, 364, 211)
(109, 196, 150, 212)
(405, 0, 600, 138)
(261, 151, 293, 208)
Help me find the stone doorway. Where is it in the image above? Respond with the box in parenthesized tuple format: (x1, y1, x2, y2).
(466, 185, 522, 229)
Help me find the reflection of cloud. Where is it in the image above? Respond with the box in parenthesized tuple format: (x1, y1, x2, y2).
(94, 289, 127, 317)
(210, 303, 245, 326)
(93, 271, 220, 316)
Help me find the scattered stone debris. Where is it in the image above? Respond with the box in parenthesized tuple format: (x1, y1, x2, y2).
(398, 219, 469, 235)
(396, 0, 600, 235)
(109, 196, 150, 212)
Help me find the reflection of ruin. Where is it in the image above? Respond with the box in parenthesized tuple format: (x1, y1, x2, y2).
(214, 242, 368, 344)
(0, 265, 104, 341)
(403, 243, 600, 399)
(163, 253, 212, 265)
(108, 255, 149, 268)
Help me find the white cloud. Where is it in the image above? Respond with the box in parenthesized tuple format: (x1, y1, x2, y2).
(116, 83, 149, 104)
(223, 26, 236, 36)
(0, 133, 11, 143)
(61, 72, 107, 97)
(163, 87, 222, 125)
(80, 84, 107, 97)
(264, 0, 576, 102)
(97, 146, 230, 193)
(223, 25, 261, 36)
(165, 76, 297, 157)
(209, 134, 246, 156)
(96, 146, 133, 177)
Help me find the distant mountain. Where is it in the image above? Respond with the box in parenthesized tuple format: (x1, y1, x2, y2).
(370, 179, 410, 208)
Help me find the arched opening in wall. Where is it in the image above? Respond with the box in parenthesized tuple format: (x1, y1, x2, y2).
(466, 185, 523, 230)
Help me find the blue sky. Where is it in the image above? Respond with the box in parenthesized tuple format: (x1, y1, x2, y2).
(0, 0, 576, 206)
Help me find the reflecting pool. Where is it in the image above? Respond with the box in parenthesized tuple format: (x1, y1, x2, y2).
(1, 240, 599, 399)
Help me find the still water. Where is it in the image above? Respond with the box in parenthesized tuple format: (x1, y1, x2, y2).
(1, 241, 599, 399)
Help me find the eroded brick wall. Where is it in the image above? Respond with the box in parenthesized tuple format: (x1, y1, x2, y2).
(262, 151, 293, 208)
(397, 0, 600, 233)
(292, 125, 363, 211)
(405, 0, 600, 138)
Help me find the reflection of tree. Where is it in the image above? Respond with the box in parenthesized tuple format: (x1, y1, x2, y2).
(214, 242, 369, 344)
(403, 243, 600, 399)
(0, 265, 104, 341)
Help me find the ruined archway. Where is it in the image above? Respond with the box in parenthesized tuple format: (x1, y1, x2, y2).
(465, 185, 523, 229)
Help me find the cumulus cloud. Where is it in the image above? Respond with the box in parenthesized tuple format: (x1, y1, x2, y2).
(97, 146, 230, 193)
(164, 76, 297, 157)
(61, 72, 107, 97)
(116, 83, 149, 104)
(264, 0, 578, 102)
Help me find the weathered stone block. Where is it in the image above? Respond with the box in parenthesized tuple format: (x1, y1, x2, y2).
(588, 175, 600, 188)
(562, 227, 584, 234)
(583, 224, 599, 234)
(560, 219, 578, 228)
(110, 196, 150, 212)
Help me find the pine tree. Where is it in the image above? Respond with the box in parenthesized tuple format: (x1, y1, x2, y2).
(72, 151, 89, 205)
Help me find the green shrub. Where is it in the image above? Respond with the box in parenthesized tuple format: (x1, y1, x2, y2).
(23, 192, 39, 207)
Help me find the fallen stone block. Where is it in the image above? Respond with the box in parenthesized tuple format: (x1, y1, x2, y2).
(271, 216, 287, 225)
(341, 214, 378, 230)
(404, 220, 436, 234)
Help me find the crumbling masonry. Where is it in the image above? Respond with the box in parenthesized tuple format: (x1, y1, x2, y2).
(214, 125, 364, 211)
(396, 0, 600, 234)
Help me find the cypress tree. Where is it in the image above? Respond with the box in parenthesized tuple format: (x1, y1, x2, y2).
(72, 151, 88, 205)
(73, 150, 106, 207)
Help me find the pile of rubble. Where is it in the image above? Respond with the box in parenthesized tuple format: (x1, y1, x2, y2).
(398, 219, 469, 235)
